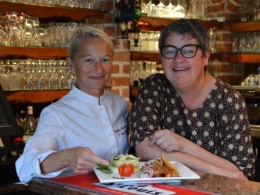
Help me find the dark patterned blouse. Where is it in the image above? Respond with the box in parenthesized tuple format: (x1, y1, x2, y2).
(130, 73, 255, 178)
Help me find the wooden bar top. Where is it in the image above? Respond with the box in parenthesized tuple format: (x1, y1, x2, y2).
(182, 172, 260, 195)
(24, 172, 260, 195)
(0, 183, 28, 194)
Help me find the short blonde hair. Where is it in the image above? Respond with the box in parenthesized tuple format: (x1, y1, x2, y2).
(68, 26, 114, 61)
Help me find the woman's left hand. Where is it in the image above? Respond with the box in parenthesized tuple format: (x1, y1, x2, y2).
(150, 130, 187, 152)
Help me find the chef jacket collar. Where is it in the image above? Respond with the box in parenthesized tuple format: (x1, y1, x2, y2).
(70, 83, 107, 105)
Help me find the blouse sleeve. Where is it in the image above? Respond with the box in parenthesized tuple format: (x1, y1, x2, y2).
(219, 86, 255, 178)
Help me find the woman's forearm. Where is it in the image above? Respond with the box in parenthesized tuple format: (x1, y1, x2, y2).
(150, 130, 239, 172)
(40, 150, 68, 174)
(180, 139, 239, 171)
(135, 140, 245, 179)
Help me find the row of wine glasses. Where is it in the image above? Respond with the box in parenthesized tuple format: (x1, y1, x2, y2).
(232, 32, 260, 53)
(3, 0, 100, 10)
(141, 0, 206, 19)
(0, 11, 105, 47)
(130, 60, 160, 86)
(241, 74, 260, 87)
(0, 59, 75, 90)
(236, 0, 260, 22)
(142, 0, 186, 18)
(129, 31, 161, 51)
(130, 28, 219, 53)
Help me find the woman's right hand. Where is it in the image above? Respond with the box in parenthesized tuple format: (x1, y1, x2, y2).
(65, 147, 109, 174)
(223, 169, 248, 180)
(40, 146, 109, 174)
(150, 129, 187, 152)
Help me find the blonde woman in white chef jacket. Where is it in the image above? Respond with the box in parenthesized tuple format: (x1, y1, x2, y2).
(16, 26, 130, 183)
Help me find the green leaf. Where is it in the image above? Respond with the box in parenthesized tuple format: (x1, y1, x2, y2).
(96, 164, 112, 174)
(97, 164, 109, 169)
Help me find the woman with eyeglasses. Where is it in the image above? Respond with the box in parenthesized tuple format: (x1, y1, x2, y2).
(130, 19, 255, 180)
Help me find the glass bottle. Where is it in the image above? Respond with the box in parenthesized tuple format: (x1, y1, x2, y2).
(15, 110, 24, 134)
(22, 106, 36, 143)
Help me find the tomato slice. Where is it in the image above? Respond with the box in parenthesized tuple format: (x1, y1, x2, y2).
(118, 163, 134, 177)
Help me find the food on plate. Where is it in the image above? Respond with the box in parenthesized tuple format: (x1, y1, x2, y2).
(140, 155, 179, 178)
(96, 154, 140, 176)
(110, 154, 140, 173)
(161, 155, 178, 174)
(118, 163, 134, 177)
(96, 154, 179, 178)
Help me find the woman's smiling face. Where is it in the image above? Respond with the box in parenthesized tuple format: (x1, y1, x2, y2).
(161, 33, 210, 89)
(68, 38, 113, 97)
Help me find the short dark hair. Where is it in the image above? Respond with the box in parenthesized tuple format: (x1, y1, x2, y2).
(158, 19, 210, 57)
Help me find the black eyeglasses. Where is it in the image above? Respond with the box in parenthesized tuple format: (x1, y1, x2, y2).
(160, 44, 201, 59)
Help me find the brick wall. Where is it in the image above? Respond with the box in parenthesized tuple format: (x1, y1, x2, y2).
(100, 0, 131, 107)
(108, 40, 131, 108)
(207, 0, 246, 85)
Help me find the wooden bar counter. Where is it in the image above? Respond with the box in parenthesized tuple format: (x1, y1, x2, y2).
(22, 172, 260, 195)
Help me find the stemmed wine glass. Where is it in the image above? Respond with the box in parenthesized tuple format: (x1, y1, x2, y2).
(156, 0, 166, 16)
(254, 32, 260, 52)
(238, 32, 247, 53)
(146, 0, 156, 16)
(165, 0, 175, 18)
(173, 0, 186, 18)
(231, 33, 239, 53)
(236, 0, 250, 21)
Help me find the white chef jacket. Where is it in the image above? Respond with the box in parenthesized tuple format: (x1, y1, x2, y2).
(15, 85, 130, 183)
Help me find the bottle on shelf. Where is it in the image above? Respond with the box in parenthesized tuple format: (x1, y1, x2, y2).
(14, 110, 25, 134)
(22, 106, 37, 143)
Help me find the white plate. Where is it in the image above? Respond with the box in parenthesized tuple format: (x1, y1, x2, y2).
(94, 161, 200, 183)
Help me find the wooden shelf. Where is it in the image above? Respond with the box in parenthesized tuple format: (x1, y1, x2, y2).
(5, 90, 69, 103)
(138, 16, 224, 31)
(229, 53, 260, 63)
(131, 51, 161, 62)
(0, 1, 106, 21)
(0, 46, 68, 59)
(229, 22, 260, 32)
